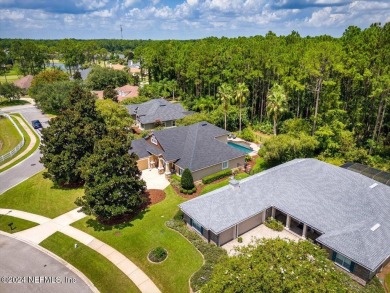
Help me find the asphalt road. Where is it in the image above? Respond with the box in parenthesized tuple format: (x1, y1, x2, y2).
(0, 105, 47, 194)
(0, 234, 93, 293)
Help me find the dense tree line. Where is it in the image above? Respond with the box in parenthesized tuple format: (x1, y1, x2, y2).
(134, 23, 389, 168)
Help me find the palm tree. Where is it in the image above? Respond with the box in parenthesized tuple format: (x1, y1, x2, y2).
(235, 82, 249, 133)
(266, 83, 287, 135)
(217, 83, 233, 130)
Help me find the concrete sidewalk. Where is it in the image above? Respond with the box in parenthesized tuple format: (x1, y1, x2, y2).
(2, 208, 161, 293)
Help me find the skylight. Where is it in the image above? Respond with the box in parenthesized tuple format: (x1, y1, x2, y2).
(369, 183, 378, 189)
(370, 223, 380, 231)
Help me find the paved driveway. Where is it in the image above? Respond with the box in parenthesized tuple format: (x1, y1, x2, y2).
(141, 168, 170, 190)
(0, 105, 47, 194)
(0, 234, 93, 293)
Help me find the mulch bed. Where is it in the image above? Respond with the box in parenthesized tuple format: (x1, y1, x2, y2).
(142, 189, 166, 206)
(171, 184, 201, 199)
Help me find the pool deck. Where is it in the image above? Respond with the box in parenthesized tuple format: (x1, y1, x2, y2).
(228, 138, 260, 156)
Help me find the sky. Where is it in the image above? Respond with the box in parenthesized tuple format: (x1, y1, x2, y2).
(0, 0, 389, 40)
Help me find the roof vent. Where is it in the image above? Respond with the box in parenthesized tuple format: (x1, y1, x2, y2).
(371, 223, 380, 231)
(369, 183, 378, 189)
(229, 177, 240, 190)
(201, 123, 207, 126)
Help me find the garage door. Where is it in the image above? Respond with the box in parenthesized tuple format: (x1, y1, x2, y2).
(219, 227, 235, 246)
(137, 158, 149, 170)
(238, 213, 263, 236)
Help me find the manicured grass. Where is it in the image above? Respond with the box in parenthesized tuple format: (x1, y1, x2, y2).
(40, 232, 140, 293)
(0, 75, 20, 84)
(0, 97, 30, 107)
(72, 186, 203, 293)
(200, 173, 250, 195)
(0, 114, 39, 171)
(0, 215, 38, 233)
(385, 273, 390, 292)
(0, 171, 82, 218)
(0, 116, 22, 155)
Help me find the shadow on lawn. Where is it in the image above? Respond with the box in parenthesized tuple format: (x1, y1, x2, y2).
(85, 208, 150, 232)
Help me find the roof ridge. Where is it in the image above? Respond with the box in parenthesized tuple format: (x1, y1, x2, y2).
(187, 123, 201, 170)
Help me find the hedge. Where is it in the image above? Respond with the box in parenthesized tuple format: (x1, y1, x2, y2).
(202, 169, 232, 184)
(166, 216, 227, 291)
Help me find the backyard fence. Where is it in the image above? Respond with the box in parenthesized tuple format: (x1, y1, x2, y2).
(0, 112, 25, 163)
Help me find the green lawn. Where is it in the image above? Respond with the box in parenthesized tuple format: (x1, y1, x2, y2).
(0, 171, 82, 218)
(0, 215, 38, 233)
(40, 232, 140, 293)
(0, 97, 30, 107)
(0, 113, 39, 171)
(0, 75, 20, 84)
(72, 186, 203, 293)
(0, 116, 22, 156)
(200, 173, 250, 195)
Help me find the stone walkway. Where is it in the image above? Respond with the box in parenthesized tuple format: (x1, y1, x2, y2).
(0, 208, 161, 293)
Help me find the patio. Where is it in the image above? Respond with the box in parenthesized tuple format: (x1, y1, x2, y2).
(222, 224, 301, 256)
(141, 168, 170, 190)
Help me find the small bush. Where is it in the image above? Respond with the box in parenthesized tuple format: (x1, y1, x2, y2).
(245, 154, 252, 162)
(264, 217, 284, 231)
(148, 247, 167, 263)
(181, 168, 195, 190)
(202, 169, 232, 184)
(237, 237, 243, 243)
(239, 128, 255, 142)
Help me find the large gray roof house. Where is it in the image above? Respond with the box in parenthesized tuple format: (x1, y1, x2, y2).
(179, 158, 390, 282)
(126, 98, 191, 130)
(130, 122, 246, 181)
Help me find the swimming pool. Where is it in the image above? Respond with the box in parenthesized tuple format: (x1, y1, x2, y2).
(227, 141, 253, 154)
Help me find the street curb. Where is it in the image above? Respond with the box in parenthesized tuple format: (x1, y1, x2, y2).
(0, 231, 99, 293)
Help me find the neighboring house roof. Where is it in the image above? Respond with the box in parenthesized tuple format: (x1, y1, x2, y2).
(179, 158, 390, 272)
(13, 75, 33, 89)
(130, 122, 246, 172)
(110, 63, 125, 70)
(91, 90, 103, 99)
(126, 98, 190, 125)
(116, 85, 139, 101)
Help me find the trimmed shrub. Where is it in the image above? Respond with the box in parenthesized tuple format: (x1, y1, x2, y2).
(202, 169, 232, 184)
(237, 237, 243, 243)
(148, 247, 167, 263)
(264, 217, 284, 231)
(239, 127, 255, 142)
(181, 168, 195, 190)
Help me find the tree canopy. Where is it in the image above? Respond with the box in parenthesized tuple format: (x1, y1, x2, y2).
(86, 66, 129, 90)
(203, 238, 367, 293)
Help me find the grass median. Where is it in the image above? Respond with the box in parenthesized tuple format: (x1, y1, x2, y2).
(0, 215, 38, 233)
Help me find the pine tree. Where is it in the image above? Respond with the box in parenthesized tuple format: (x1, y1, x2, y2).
(181, 168, 195, 190)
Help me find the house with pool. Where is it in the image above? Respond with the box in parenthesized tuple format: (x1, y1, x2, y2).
(130, 122, 247, 181)
(179, 158, 390, 282)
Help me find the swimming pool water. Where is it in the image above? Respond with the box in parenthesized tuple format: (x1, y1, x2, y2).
(227, 141, 253, 154)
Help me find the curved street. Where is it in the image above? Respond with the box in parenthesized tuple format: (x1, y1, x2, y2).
(0, 233, 95, 293)
(0, 104, 46, 194)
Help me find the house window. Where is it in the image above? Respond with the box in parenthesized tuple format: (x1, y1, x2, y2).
(191, 219, 203, 234)
(222, 161, 228, 170)
(334, 252, 353, 271)
(172, 120, 176, 126)
(178, 167, 184, 176)
(151, 136, 158, 145)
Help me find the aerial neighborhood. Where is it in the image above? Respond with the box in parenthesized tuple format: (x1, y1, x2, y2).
(0, 4, 389, 293)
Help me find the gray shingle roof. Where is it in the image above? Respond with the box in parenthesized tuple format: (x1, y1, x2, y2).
(130, 122, 246, 171)
(179, 158, 390, 272)
(126, 98, 189, 124)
